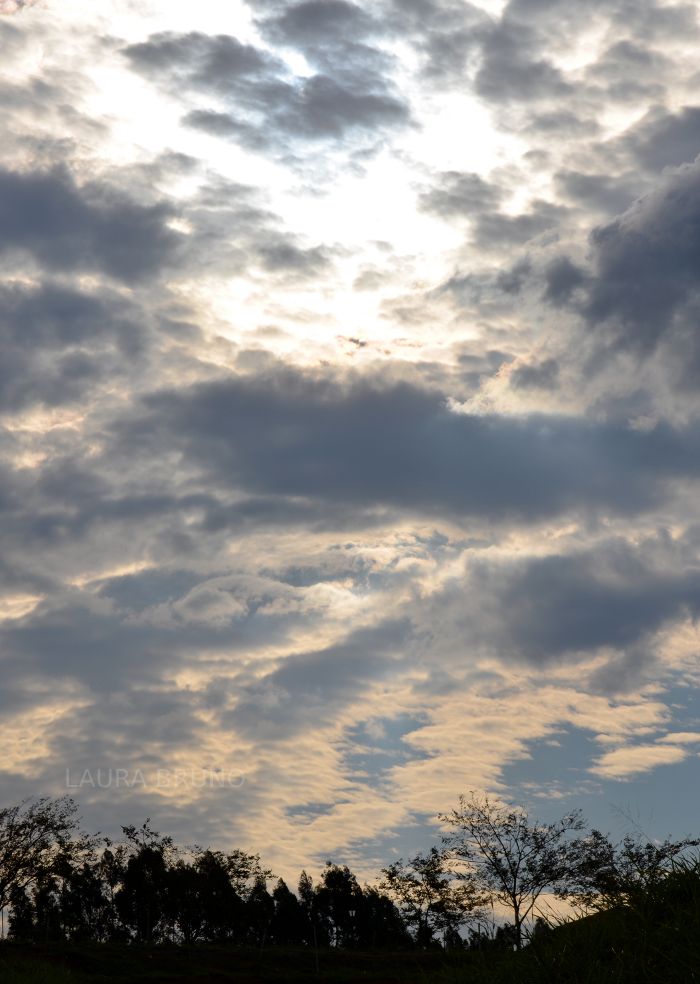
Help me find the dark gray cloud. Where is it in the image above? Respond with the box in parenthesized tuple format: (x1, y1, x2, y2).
(509, 357, 559, 390)
(125, 31, 272, 84)
(0, 571, 308, 696)
(125, 29, 410, 152)
(109, 367, 700, 525)
(623, 106, 700, 173)
(260, 0, 375, 46)
(185, 75, 409, 144)
(474, 19, 572, 105)
(418, 170, 504, 220)
(503, 0, 696, 38)
(0, 282, 142, 411)
(429, 534, 700, 693)
(465, 0, 698, 160)
(584, 160, 700, 355)
(0, 600, 172, 692)
(456, 346, 512, 390)
(494, 259, 532, 296)
(608, 0, 698, 38)
(554, 170, 641, 216)
(543, 257, 587, 305)
(377, 0, 486, 82)
(0, 166, 184, 282)
(95, 569, 205, 614)
(527, 110, 601, 137)
(474, 199, 568, 248)
(584, 41, 670, 103)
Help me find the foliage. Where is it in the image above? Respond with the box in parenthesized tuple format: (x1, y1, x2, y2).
(0, 797, 83, 911)
(566, 827, 700, 911)
(381, 847, 484, 947)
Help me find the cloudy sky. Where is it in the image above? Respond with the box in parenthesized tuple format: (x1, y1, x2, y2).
(2, 0, 700, 880)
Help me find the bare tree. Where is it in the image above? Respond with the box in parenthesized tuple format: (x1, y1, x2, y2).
(439, 791, 584, 948)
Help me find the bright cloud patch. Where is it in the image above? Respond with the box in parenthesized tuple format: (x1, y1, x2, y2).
(592, 744, 689, 780)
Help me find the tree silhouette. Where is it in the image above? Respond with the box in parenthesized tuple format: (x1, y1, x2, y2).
(204, 851, 245, 940)
(355, 885, 410, 949)
(247, 874, 275, 946)
(381, 847, 483, 947)
(0, 797, 82, 914)
(566, 828, 700, 911)
(5, 791, 698, 967)
(114, 822, 174, 943)
(270, 878, 311, 945)
(439, 792, 584, 948)
(314, 863, 364, 948)
(7, 885, 35, 940)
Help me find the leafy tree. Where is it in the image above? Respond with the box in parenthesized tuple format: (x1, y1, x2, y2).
(114, 821, 174, 942)
(7, 885, 35, 940)
(0, 797, 82, 913)
(165, 860, 207, 944)
(381, 847, 483, 947)
(95, 843, 129, 941)
(439, 792, 584, 948)
(32, 874, 64, 942)
(59, 858, 114, 941)
(247, 874, 275, 945)
(270, 878, 311, 946)
(220, 848, 272, 900)
(566, 829, 700, 912)
(297, 870, 314, 916)
(314, 863, 364, 948)
(298, 870, 331, 948)
(355, 886, 411, 949)
(192, 849, 251, 940)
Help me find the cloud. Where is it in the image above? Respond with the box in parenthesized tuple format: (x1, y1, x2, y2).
(543, 257, 587, 305)
(474, 18, 572, 105)
(0, 281, 143, 411)
(0, 0, 38, 14)
(125, 29, 410, 155)
(508, 357, 560, 390)
(462, 540, 700, 668)
(111, 367, 700, 526)
(2, 0, 700, 867)
(418, 170, 505, 220)
(657, 732, 700, 744)
(592, 742, 688, 778)
(474, 200, 569, 249)
(585, 40, 670, 104)
(554, 170, 641, 217)
(0, 166, 184, 283)
(226, 619, 412, 740)
(584, 159, 700, 355)
(260, 0, 376, 46)
(623, 105, 700, 173)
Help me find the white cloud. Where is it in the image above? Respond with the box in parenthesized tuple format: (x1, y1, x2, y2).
(592, 744, 688, 779)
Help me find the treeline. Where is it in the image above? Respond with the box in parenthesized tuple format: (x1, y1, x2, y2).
(0, 793, 697, 952)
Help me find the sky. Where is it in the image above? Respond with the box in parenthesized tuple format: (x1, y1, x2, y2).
(2, 0, 700, 883)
